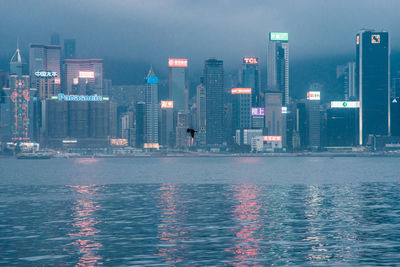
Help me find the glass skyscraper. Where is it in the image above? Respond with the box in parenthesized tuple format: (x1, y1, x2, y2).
(145, 67, 159, 145)
(203, 58, 224, 145)
(356, 30, 390, 145)
(267, 32, 289, 106)
(241, 57, 261, 107)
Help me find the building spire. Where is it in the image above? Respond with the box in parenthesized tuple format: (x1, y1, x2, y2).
(10, 39, 22, 64)
(147, 65, 156, 77)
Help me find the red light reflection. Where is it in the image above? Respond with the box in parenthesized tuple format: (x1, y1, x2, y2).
(67, 185, 103, 266)
(227, 185, 262, 267)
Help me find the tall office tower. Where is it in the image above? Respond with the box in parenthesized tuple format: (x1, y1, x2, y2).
(64, 39, 76, 59)
(168, 58, 187, 111)
(160, 100, 174, 148)
(29, 44, 61, 99)
(63, 59, 103, 95)
(267, 32, 289, 106)
(231, 88, 252, 132)
(265, 91, 282, 136)
(327, 101, 360, 146)
(144, 67, 159, 145)
(175, 111, 190, 149)
(135, 101, 145, 148)
(306, 91, 321, 149)
(196, 81, 206, 146)
(337, 62, 356, 100)
(240, 57, 261, 107)
(204, 58, 224, 145)
(50, 33, 60, 46)
(356, 30, 390, 145)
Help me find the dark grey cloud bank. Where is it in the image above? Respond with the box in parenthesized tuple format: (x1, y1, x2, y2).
(1, 0, 399, 64)
(1, 0, 399, 98)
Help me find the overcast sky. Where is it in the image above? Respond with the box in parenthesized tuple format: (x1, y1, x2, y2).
(0, 0, 399, 68)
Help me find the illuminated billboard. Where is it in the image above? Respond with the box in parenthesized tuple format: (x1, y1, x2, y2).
(307, 91, 320, 100)
(79, 71, 95, 78)
(168, 58, 188, 68)
(144, 143, 159, 149)
(251, 107, 265, 116)
(58, 93, 103, 101)
(231, 88, 251, 94)
(243, 57, 258, 64)
(330, 101, 360, 108)
(270, 32, 288, 41)
(263, 136, 282, 142)
(161, 101, 174, 109)
(371, 34, 380, 44)
(282, 107, 288, 114)
(110, 139, 128, 146)
(35, 71, 58, 78)
(147, 76, 159, 84)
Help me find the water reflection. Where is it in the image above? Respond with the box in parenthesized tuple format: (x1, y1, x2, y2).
(229, 184, 262, 266)
(67, 185, 103, 266)
(156, 184, 187, 265)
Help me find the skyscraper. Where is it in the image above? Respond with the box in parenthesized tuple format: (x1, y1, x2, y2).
(356, 30, 390, 145)
(135, 101, 145, 148)
(232, 88, 252, 131)
(240, 57, 261, 107)
(64, 39, 76, 59)
(196, 81, 206, 146)
(168, 58, 187, 111)
(29, 44, 61, 99)
(144, 67, 159, 145)
(204, 58, 224, 145)
(10, 44, 24, 76)
(267, 32, 289, 106)
(50, 33, 60, 46)
(306, 91, 321, 149)
(265, 91, 282, 136)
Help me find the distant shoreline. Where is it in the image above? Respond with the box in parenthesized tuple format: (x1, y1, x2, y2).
(2, 152, 400, 159)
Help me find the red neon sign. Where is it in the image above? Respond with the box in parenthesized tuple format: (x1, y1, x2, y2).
(231, 88, 252, 94)
(243, 57, 258, 64)
(168, 58, 188, 68)
(263, 136, 282, 142)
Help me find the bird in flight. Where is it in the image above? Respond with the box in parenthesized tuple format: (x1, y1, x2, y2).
(187, 128, 197, 139)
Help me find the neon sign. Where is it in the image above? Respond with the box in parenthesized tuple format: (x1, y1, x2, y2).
(263, 136, 282, 142)
(243, 57, 258, 64)
(330, 101, 360, 108)
(232, 88, 251, 94)
(307, 91, 320, 100)
(161, 101, 174, 109)
(147, 76, 159, 84)
(168, 58, 188, 68)
(270, 32, 288, 41)
(79, 71, 95, 78)
(58, 93, 103, 101)
(35, 71, 58, 78)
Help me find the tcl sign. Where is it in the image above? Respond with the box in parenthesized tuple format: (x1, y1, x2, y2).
(168, 58, 188, 68)
(243, 57, 258, 64)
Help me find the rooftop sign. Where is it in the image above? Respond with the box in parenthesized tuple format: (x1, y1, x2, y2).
(168, 58, 188, 68)
(270, 32, 288, 41)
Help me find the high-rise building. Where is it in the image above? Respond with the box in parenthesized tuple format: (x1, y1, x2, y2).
(50, 33, 60, 46)
(306, 91, 321, 149)
(159, 100, 174, 148)
(264, 91, 282, 137)
(204, 58, 224, 145)
(326, 101, 360, 146)
(196, 81, 206, 146)
(240, 57, 261, 107)
(135, 102, 145, 148)
(64, 39, 76, 59)
(337, 62, 356, 100)
(144, 67, 159, 145)
(232, 88, 252, 132)
(29, 44, 61, 99)
(175, 111, 190, 149)
(356, 30, 390, 145)
(267, 32, 289, 106)
(63, 59, 103, 95)
(168, 58, 187, 111)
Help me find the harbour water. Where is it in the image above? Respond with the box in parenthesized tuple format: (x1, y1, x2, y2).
(1, 157, 400, 266)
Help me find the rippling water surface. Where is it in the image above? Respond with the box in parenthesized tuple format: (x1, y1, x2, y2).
(1, 157, 400, 266)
